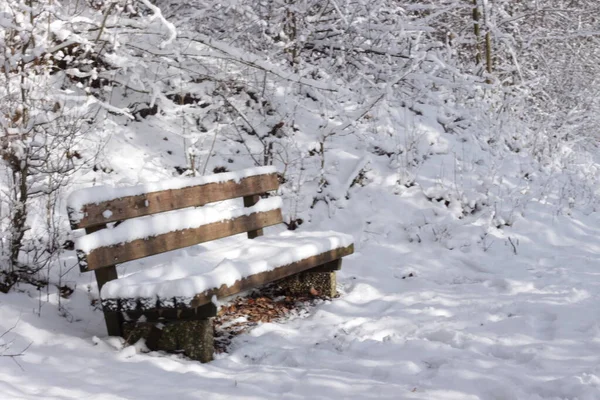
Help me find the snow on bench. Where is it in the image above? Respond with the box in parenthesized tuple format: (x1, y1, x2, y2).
(100, 230, 353, 301)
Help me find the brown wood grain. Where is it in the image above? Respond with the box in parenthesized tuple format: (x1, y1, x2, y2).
(69, 173, 279, 230)
(82, 208, 283, 271)
(310, 258, 342, 272)
(243, 194, 263, 239)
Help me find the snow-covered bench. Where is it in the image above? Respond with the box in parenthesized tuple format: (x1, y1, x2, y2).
(67, 166, 354, 362)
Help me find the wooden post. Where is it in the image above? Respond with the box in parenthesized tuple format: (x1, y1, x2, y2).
(86, 224, 122, 337)
(243, 194, 263, 239)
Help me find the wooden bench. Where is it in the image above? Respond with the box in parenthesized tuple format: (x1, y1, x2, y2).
(67, 167, 354, 362)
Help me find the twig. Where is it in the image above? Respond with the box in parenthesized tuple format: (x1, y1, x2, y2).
(507, 236, 518, 255)
(0, 317, 20, 340)
(180, 34, 339, 92)
(1, 317, 31, 371)
(1, 341, 32, 357)
(1, 342, 32, 372)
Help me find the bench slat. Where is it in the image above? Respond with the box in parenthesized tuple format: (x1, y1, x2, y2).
(101, 244, 354, 311)
(69, 172, 279, 229)
(78, 208, 283, 271)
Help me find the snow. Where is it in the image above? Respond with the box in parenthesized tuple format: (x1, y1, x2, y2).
(4, 2, 600, 399)
(139, 0, 177, 49)
(75, 196, 283, 254)
(4, 205, 600, 399)
(102, 210, 113, 219)
(6, 88, 600, 400)
(100, 230, 353, 299)
(66, 166, 277, 222)
(8, 99, 599, 399)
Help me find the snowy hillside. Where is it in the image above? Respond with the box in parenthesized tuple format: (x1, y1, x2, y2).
(3, 143, 600, 398)
(2, 0, 600, 399)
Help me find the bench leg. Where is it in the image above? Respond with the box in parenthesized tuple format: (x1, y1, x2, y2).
(155, 319, 215, 363)
(279, 259, 341, 298)
(103, 311, 123, 337)
(94, 267, 123, 337)
(121, 304, 216, 363)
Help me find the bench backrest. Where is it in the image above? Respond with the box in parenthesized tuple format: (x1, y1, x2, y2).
(67, 167, 281, 275)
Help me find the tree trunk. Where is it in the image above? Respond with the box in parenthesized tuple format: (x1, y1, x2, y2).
(472, 0, 481, 66)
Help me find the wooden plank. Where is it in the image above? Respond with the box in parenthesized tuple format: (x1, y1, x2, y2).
(190, 244, 354, 308)
(69, 173, 279, 230)
(80, 208, 283, 271)
(86, 225, 122, 337)
(310, 258, 342, 273)
(101, 244, 354, 312)
(243, 195, 263, 239)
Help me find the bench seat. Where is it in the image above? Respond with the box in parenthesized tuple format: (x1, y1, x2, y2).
(100, 230, 353, 311)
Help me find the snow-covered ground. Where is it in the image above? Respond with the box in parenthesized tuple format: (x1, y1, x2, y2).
(2, 166, 600, 399)
(4, 2, 600, 398)
(3, 84, 600, 398)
